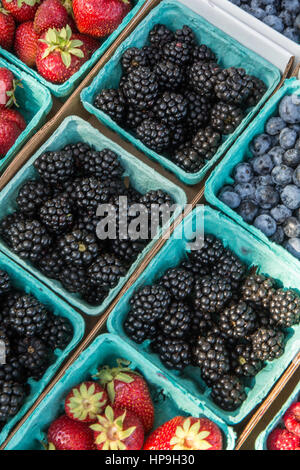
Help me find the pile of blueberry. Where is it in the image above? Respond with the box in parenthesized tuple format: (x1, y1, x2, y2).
(218, 93, 300, 259)
(229, 0, 300, 43)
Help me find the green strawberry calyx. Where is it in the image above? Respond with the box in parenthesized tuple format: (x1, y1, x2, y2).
(67, 382, 107, 421)
(6, 0, 41, 7)
(170, 418, 212, 450)
(39, 25, 84, 68)
(0, 5, 10, 14)
(5, 79, 22, 108)
(90, 405, 136, 450)
(61, 0, 73, 17)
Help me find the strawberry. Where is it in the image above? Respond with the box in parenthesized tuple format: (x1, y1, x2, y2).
(73, 0, 132, 38)
(36, 25, 87, 83)
(47, 414, 95, 450)
(0, 68, 21, 109)
(0, 108, 26, 131)
(65, 381, 108, 424)
(143, 416, 223, 450)
(283, 402, 300, 438)
(14, 21, 39, 67)
(34, 0, 69, 35)
(267, 427, 300, 450)
(0, 5, 15, 50)
(2, 0, 41, 23)
(90, 405, 144, 450)
(0, 118, 21, 157)
(96, 359, 154, 433)
(72, 33, 99, 58)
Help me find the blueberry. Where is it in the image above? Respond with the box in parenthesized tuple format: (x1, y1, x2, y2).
(284, 27, 300, 42)
(251, 7, 265, 19)
(296, 14, 300, 31)
(265, 117, 286, 135)
(265, 4, 277, 15)
(283, 217, 300, 238)
(279, 10, 293, 27)
(279, 95, 300, 124)
(255, 184, 279, 208)
(238, 200, 258, 223)
(233, 162, 254, 183)
(289, 124, 300, 135)
(268, 146, 284, 166)
(296, 139, 300, 151)
(293, 165, 300, 187)
(285, 238, 300, 259)
(270, 226, 285, 244)
(252, 154, 274, 175)
(281, 184, 300, 210)
(270, 204, 292, 224)
(282, 0, 300, 13)
(271, 164, 293, 185)
(279, 127, 298, 149)
(283, 149, 300, 168)
(230, 0, 241, 5)
(254, 214, 277, 236)
(263, 15, 284, 33)
(250, 134, 273, 156)
(253, 175, 274, 186)
(234, 182, 256, 200)
(219, 185, 241, 209)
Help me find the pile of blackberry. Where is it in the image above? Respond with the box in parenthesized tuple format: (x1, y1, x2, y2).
(0, 269, 72, 426)
(124, 234, 300, 411)
(94, 24, 267, 174)
(1, 143, 174, 306)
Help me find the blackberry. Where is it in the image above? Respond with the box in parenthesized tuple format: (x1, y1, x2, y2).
(153, 61, 184, 91)
(191, 45, 216, 63)
(193, 275, 233, 313)
(136, 119, 170, 153)
(54, 177, 82, 208)
(34, 150, 75, 185)
(148, 24, 174, 48)
(180, 259, 210, 277)
(219, 301, 257, 340)
(88, 253, 126, 291)
(58, 229, 99, 267)
(8, 294, 48, 337)
(122, 66, 158, 110)
(247, 76, 267, 107)
(188, 234, 225, 267)
(0, 357, 27, 387)
(39, 314, 72, 350)
(151, 335, 191, 371)
(230, 343, 263, 378)
(211, 250, 246, 289)
(60, 265, 88, 294)
(157, 301, 192, 339)
(139, 189, 173, 210)
(110, 238, 145, 266)
(192, 127, 221, 161)
(74, 177, 111, 212)
(16, 180, 52, 215)
(8, 219, 52, 262)
(121, 47, 149, 73)
(38, 249, 64, 280)
(129, 285, 171, 324)
(0, 291, 22, 331)
(169, 123, 187, 148)
(0, 328, 10, 357)
(142, 45, 163, 68)
(190, 309, 213, 336)
(77, 148, 123, 180)
(189, 61, 221, 97)
(39, 196, 74, 234)
(214, 68, 254, 106)
(63, 141, 91, 163)
(242, 274, 276, 309)
(139, 189, 174, 236)
(0, 382, 25, 422)
(210, 375, 246, 411)
(16, 336, 48, 375)
(174, 25, 196, 48)
(210, 102, 243, 135)
(93, 89, 125, 124)
(0, 212, 25, 244)
(82, 286, 106, 306)
(192, 332, 230, 385)
(124, 310, 157, 344)
(0, 270, 11, 295)
(269, 289, 300, 328)
(184, 91, 211, 131)
(251, 327, 285, 361)
(159, 267, 194, 301)
(153, 92, 188, 125)
(256, 307, 276, 328)
(125, 106, 154, 130)
(163, 41, 191, 66)
(172, 143, 205, 173)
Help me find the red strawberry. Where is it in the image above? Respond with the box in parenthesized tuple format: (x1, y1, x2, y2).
(96, 359, 154, 433)
(47, 414, 95, 450)
(90, 405, 144, 450)
(72, 33, 99, 58)
(0, 68, 21, 109)
(0, 5, 15, 50)
(34, 0, 69, 35)
(73, 0, 132, 38)
(143, 416, 223, 450)
(2, 0, 40, 23)
(283, 402, 300, 438)
(0, 118, 21, 157)
(14, 21, 39, 67)
(36, 25, 87, 83)
(0, 108, 26, 131)
(267, 427, 300, 450)
(65, 381, 108, 424)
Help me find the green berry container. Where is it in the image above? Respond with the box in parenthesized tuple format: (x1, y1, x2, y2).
(255, 382, 300, 450)
(0, 115, 186, 316)
(0, 57, 52, 174)
(205, 78, 300, 269)
(107, 205, 300, 425)
(0, 0, 147, 98)
(80, 0, 281, 186)
(0, 251, 84, 446)
(4, 333, 236, 450)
